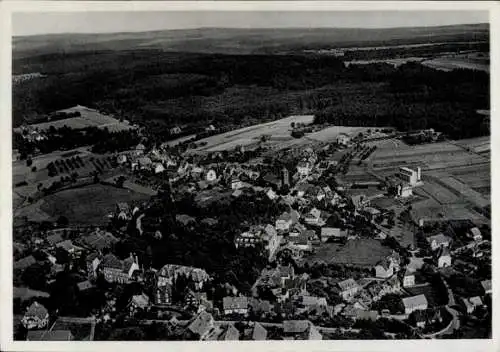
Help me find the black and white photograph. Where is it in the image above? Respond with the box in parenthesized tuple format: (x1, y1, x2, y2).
(1, 1, 497, 350)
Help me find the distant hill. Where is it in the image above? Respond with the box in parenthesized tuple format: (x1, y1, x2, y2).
(13, 23, 489, 57)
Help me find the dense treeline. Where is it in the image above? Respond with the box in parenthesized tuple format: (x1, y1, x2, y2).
(13, 126, 140, 158)
(13, 50, 489, 139)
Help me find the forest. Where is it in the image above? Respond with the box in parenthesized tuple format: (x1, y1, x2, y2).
(13, 47, 489, 140)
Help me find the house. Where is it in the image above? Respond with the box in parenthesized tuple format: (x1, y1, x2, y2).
(249, 299, 274, 318)
(154, 283, 173, 306)
(243, 322, 267, 340)
(204, 169, 217, 182)
(185, 291, 212, 313)
(355, 309, 379, 322)
(265, 228, 282, 260)
(234, 230, 263, 249)
(153, 162, 165, 174)
(283, 320, 322, 340)
(402, 294, 428, 315)
(100, 253, 140, 284)
(22, 302, 49, 329)
(481, 279, 491, 295)
(46, 232, 65, 247)
(156, 264, 210, 291)
(396, 183, 413, 198)
(436, 246, 452, 268)
(56, 240, 83, 258)
(231, 178, 244, 190)
(83, 229, 119, 252)
(262, 173, 282, 190)
(170, 126, 182, 135)
(398, 167, 421, 186)
(185, 311, 215, 340)
(76, 280, 94, 292)
(461, 297, 475, 314)
(374, 259, 394, 279)
(468, 227, 483, 241)
(366, 276, 401, 301)
(403, 269, 415, 288)
(304, 208, 322, 226)
(275, 212, 293, 232)
(129, 293, 150, 315)
(223, 296, 249, 315)
(338, 278, 360, 301)
(469, 296, 484, 310)
(266, 188, 278, 200)
(426, 233, 451, 251)
(117, 154, 127, 164)
(205, 124, 216, 132)
(295, 182, 313, 198)
(26, 330, 73, 341)
(115, 202, 131, 221)
(135, 143, 146, 156)
(296, 161, 312, 178)
(137, 156, 153, 170)
(337, 133, 351, 146)
(321, 227, 347, 242)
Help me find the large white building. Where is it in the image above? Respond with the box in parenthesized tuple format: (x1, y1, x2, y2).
(399, 167, 422, 186)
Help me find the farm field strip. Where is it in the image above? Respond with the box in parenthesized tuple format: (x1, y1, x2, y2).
(419, 181, 460, 204)
(436, 176, 490, 208)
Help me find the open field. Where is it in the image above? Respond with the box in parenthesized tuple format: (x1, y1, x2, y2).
(14, 184, 150, 225)
(13, 105, 134, 132)
(305, 126, 381, 143)
(418, 181, 460, 205)
(447, 164, 490, 194)
(193, 115, 314, 152)
(453, 136, 490, 154)
(409, 199, 489, 226)
(370, 140, 489, 171)
(306, 238, 391, 267)
(421, 57, 489, 73)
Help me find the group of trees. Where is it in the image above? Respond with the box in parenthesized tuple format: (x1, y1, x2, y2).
(13, 125, 141, 159)
(14, 49, 488, 141)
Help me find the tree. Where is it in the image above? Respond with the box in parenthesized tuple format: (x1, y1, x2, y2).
(31, 166, 37, 172)
(26, 158, 33, 167)
(57, 215, 69, 227)
(21, 263, 50, 290)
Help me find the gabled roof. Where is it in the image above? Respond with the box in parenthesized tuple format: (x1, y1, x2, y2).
(219, 324, 240, 341)
(481, 279, 491, 292)
(283, 320, 310, 334)
(101, 253, 123, 269)
(249, 322, 267, 340)
(76, 280, 93, 291)
(131, 293, 150, 309)
(402, 294, 428, 308)
(338, 278, 359, 291)
(187, 311, 214, 337)
(223, 296, 248, 310)
(46, 233, 64, 246)
(426, 233, 451, 246)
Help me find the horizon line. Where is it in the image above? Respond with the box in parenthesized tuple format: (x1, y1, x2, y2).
(13, 22, 489, 38)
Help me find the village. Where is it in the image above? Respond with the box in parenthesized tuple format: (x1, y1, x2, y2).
(12, 117, 492, 341)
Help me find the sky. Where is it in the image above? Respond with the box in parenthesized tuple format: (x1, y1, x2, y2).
(13, 10, 489, 36)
